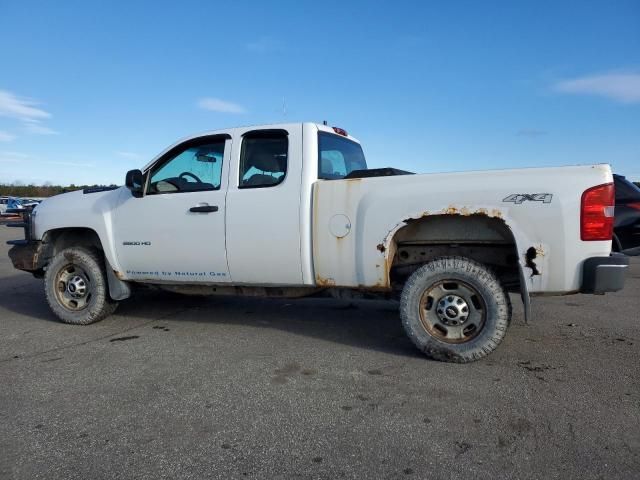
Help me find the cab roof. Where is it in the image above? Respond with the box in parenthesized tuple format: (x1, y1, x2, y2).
(143, 122, 359, 171)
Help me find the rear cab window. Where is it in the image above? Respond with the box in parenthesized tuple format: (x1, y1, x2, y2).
(239, 130, 288, 188)
(318, 132, 367, 180)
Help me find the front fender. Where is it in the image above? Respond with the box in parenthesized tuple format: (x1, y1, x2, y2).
(33, 188, 125, 274)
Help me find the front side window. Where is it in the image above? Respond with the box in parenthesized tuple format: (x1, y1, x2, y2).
(239, 131, 288, 188)
(148, 139, 225, 194)
(318, 132, 367, 180)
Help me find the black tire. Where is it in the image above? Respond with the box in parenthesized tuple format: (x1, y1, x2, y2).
(44, 247, 118, 325)
(400, 256, 511, 363)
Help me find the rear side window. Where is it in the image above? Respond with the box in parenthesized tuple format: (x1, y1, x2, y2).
(239, 131, 288, 188)
(318, 132, 367, 180)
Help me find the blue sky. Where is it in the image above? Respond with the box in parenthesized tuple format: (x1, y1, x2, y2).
(0, 0, 639, 185)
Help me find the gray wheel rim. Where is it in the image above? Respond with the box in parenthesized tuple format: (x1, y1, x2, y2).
(418, 280, 487, 344)
(54, 263, 93, 311)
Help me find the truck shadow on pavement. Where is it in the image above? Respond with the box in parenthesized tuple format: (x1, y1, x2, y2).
(0, 276, 422, 358)
(117, 292, 424, 358)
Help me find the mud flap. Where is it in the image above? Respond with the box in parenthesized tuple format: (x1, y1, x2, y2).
(106, 266, 131, 301)
(518, 263, 531, 324)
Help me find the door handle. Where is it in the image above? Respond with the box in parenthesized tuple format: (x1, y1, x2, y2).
(189, 205, 219, 213)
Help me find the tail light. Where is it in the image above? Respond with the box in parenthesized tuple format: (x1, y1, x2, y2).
(332, 127, 348, 136)
(581, 183, 615, 241)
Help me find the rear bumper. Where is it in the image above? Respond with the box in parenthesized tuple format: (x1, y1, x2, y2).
(580, 253, 629, 294)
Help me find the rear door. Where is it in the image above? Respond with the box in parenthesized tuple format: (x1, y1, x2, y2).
(225, 125, 304, 285)
(112, 134, 232, 282)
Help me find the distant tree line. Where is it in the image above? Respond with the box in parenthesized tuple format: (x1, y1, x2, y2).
(0, 184, 119, 198)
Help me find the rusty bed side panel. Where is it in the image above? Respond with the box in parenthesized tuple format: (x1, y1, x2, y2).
(314, 177, 395, 290)
(313, 170, 557, 293)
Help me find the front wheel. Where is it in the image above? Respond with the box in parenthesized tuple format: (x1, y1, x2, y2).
(400, 256, 511, 363)
(44, 247, 118, 325)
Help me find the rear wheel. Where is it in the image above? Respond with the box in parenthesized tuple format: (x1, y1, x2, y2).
(44, 247, 118, 325)
(400, 256, 511, 362)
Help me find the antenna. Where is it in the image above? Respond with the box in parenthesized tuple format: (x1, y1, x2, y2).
(282, 97, 287, 118)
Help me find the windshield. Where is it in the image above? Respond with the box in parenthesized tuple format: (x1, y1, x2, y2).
(318, 132, 367, 180)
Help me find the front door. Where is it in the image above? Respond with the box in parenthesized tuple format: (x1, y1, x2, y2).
(112, 135, 232, 283)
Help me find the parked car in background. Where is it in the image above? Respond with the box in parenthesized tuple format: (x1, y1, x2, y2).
(6, 197, 25, 212)
(0, 197, 8, 216)
(613, 174, 640, 256)
(5, 197, 42, 213)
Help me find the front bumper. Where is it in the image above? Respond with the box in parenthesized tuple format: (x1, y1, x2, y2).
(8, 240, 45, 272)
(6, 206, 43, 274)
(581, 253, 629, 294)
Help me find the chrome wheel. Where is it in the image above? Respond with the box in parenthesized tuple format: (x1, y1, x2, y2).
(419, 280, 486, 344)
(54, 264, 92, 311)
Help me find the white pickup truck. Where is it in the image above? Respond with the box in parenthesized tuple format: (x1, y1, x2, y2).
(7, 122, 629, 362)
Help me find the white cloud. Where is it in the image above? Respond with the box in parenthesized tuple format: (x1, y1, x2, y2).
(0, 89, 58, 136)
(47, 161, 94, 168)
(0, 90, 51, 121)
(0, 130, 15, 142)
(23, 120, 59, 135)
(517, 129, 548, 137)
(0, 151, 32, 163)
(554, 72, 640, 104)
(116, 151, 142, 160)
(197, 97, 246, 114)
(246, 37, 282, 53)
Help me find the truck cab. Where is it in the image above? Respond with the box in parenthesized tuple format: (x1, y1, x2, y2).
(111, 123, 364, 286)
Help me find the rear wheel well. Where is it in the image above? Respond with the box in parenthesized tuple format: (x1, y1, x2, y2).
(388, 215, 522, 292)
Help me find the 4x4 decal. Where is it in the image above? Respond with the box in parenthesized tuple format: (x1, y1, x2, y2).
(503, 193, 553, 204)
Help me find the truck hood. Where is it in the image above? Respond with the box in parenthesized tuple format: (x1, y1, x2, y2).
(33, 187, 125, 239)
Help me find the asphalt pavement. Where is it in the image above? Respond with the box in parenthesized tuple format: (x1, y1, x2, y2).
(0, 224, 638, 479)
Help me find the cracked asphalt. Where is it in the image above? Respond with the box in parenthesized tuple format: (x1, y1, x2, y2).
(0, 225, 638, 479)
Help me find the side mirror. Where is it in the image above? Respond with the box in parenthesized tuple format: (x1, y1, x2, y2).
(125, 169, 144, 197)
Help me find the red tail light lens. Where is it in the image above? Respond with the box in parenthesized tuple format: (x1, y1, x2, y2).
(332, 127, 348, 136)
(581, 183, 615, 241)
